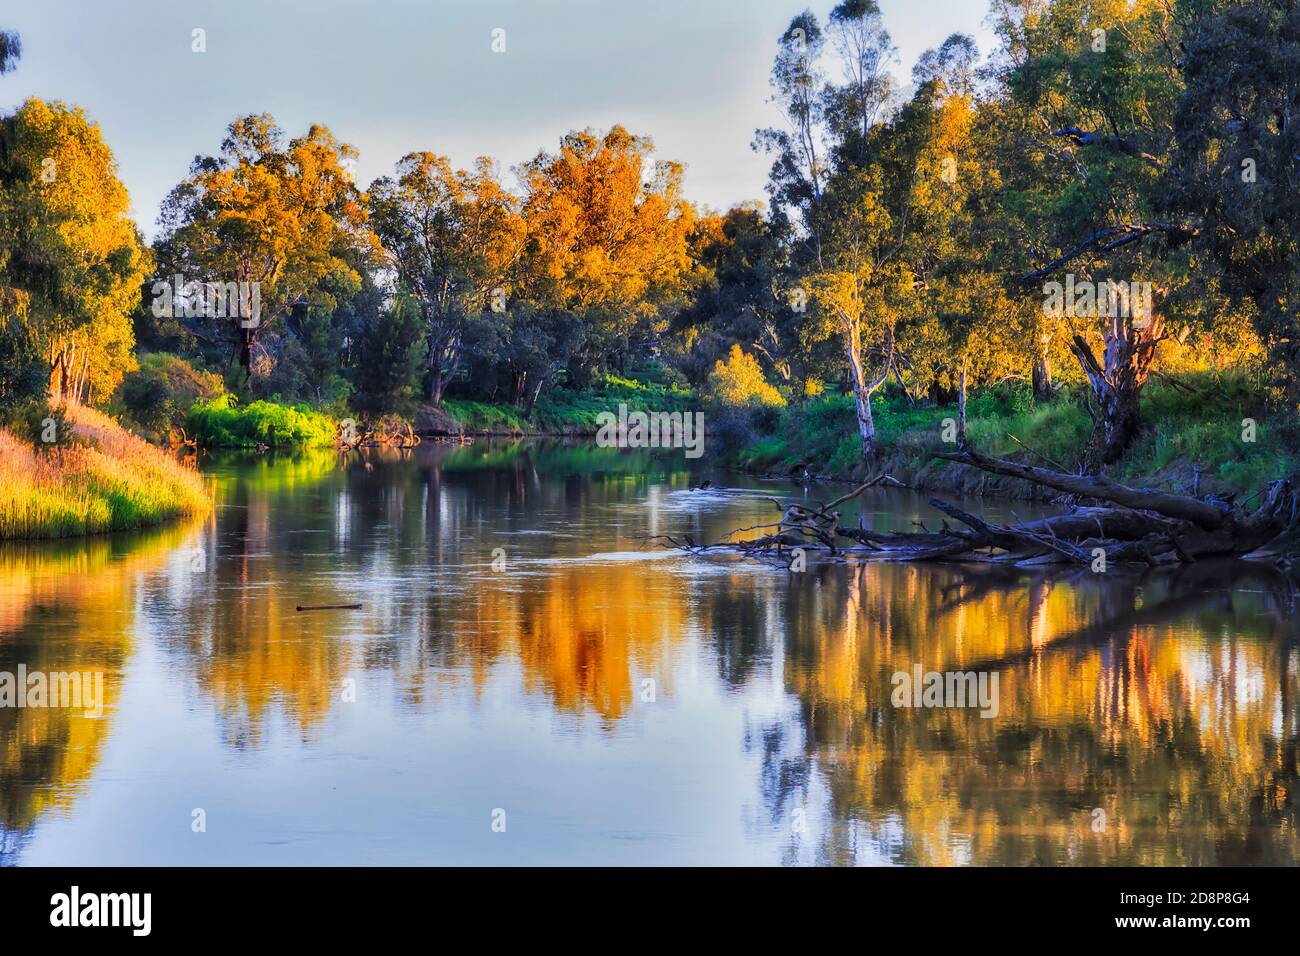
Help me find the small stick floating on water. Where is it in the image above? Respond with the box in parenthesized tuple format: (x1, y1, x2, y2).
(296, 603, 363, 612)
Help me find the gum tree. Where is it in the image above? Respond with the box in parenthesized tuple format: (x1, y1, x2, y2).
(156, 115, 372, 386)
(0, 98, 149, 403)
(368, 154, 524, 404)
(518, 126, 694, 381)
(1167, 0, 1300, 404)
(990, 0, 1194, 465)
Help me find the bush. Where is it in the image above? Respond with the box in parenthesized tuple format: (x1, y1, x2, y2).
(0, 318, 47, 414)
(186, 395, 336, 448)
(707, 407, 760, 456)
(0, 398, 76, 448)
(115, 353, 224, 441)
(707, 345, 786, 408)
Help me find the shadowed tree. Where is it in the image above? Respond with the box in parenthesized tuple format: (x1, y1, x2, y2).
(368, 153, 525, 404)
(1167, 0, 1300, 404)
(0, 30, 19, 76)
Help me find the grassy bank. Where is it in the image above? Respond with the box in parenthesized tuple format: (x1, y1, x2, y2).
(731, 374, 1297, 498)
(0, 403, 212, 540)
(439, 374, 695, 434)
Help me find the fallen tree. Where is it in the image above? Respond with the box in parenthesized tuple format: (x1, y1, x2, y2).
(654, 447, 1300, 570)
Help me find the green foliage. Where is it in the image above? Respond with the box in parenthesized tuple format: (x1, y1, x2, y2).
(436, 373, 696, 434)
(350, 294, 426, 417)
(730, 369, 1291, 496)
(186, 394, 336, 448)
(1115, 374, 1299, 493)
(439, 399, 533, 433)
(0, 315, 46, 412)
(115, 352, 224, 440)
(0, 397, 75, 448)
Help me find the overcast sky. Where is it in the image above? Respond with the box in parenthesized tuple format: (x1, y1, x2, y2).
(2, 0, 995, 238)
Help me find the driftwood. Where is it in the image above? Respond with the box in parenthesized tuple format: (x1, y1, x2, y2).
(657, 446, 1300, 571)
(337, 418, 422, 450)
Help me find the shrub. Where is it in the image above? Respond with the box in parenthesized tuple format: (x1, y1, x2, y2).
(707, 345, 786, 408)
(115, 353, 224, 441)
(186, 395, 336, 448)
(708, 406, 760, 456)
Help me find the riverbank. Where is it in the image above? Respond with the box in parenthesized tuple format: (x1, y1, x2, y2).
(0, 403, 212, 540)
(171, 370, 1297, 506)
(727, 376, 1298, 502)
(420, 374, 695, 436)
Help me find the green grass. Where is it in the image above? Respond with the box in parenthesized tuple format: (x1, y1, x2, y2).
(0, 403, 212, 540)
(1113, 374, 1298, 493)
(187, 395, 337, 448)
(731, 372, 1296, 495)
(439, 399, 535, 433)
(443, 374, 696, 434)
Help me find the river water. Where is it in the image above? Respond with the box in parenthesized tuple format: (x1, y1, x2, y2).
(1, 440, 1296, 865)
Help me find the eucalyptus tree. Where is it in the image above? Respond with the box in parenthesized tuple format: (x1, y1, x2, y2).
(156, 115, 372, 386)
(757, 4, 913, 460)
(0, 98, 149, 404)
(1167, 0, 1300, 403)
(754, 9, 830, 260)
(989, 0, 1198, 464)
(674, 206, 806, 391)
(368, 154, 524, 404)
(0, 30, 19, 75)
(517, 126, 694, 382)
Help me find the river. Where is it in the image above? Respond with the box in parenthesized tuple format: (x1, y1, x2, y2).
(1, 440, 1296, 865)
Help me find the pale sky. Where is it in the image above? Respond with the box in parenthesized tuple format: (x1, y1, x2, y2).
(1, 0, 995, 238)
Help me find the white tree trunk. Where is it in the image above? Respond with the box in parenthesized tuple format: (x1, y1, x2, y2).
(845, 324, 876, 459)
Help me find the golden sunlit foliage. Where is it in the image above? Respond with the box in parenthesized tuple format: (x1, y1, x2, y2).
(0, 98, 149, 403)
(707, 344, 786, 407)
(155, 115, 374, 381)
(0, 402, 211, 539)
(520, 126, 694, 313)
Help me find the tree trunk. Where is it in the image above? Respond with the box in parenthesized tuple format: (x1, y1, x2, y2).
(1070, 313, 1162, 467)
(1032, 320, 1055, 400)
(239, 327, 255, 379)
(426, 367, 445, 405)
(1031, 350, 1052, 400)
(956, 360, 968, 449)
(844, 325, 877, 459)
(48, 343, 74, 403)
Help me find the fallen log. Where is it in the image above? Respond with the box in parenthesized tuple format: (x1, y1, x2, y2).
(933, 447, 1229, 529)
(652, 450, 1300, 573)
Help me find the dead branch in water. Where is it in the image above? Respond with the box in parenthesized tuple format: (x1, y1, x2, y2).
(653, 450, 1300, 572)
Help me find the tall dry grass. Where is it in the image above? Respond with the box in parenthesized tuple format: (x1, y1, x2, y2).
(0, 403, 212, 540)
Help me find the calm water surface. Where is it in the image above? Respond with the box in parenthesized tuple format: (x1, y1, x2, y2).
(2, 441, 1297, 865)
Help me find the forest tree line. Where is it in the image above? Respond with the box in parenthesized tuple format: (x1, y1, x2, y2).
(0, 0, 1297, 469)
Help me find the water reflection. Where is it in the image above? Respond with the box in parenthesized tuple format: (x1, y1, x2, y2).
(1, 441, 1296, 864)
